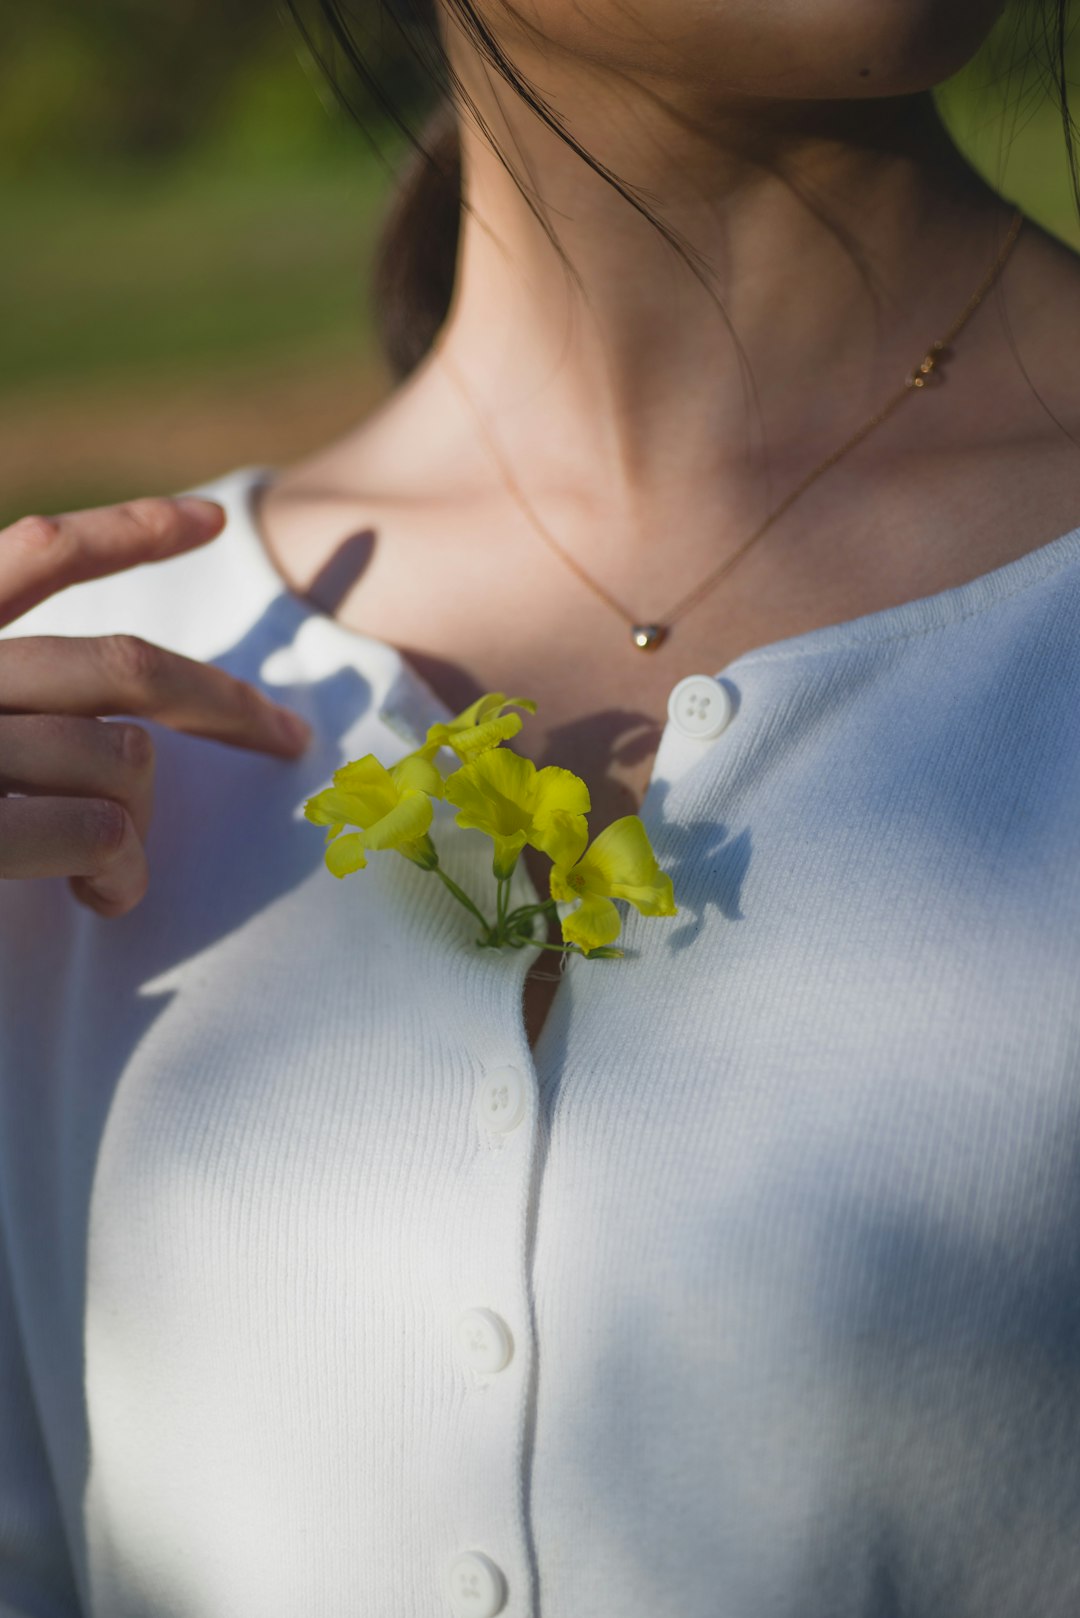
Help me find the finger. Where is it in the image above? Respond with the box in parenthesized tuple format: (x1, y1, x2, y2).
(0, 795, 148, 916)
(0, 496, 225, 628)
(0, 713, 154, 843)
(0, 634, 311, 758)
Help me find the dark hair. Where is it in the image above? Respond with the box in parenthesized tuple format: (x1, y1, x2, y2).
(287, 0, 1080, 380)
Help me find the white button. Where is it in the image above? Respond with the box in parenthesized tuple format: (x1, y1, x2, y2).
(446, 1551, 507, 1617)
(456, 1308, 514, 1374)
(476, 1066, 527, 1135)
(667, 674, 732, 739)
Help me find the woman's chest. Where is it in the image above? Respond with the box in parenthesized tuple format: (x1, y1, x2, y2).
(19, 614, 1080, 1300)
(7, 719, 1080, 1616)
(38, 837, 1079, 1371)
(19, 726, 1080, 1326)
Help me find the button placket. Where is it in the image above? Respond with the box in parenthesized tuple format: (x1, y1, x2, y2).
(458, 1067, 527, 1393)
(643, 673, 739, 811)
(444, 1036, 538, 1614)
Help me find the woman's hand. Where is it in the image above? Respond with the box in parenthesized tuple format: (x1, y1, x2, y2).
(0, 495, 312, 917)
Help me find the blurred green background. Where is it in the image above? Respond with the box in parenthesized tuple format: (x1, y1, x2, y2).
(1, 1, 1078, 526)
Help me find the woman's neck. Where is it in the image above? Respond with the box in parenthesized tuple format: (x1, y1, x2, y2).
(433, 56, 1010, 502)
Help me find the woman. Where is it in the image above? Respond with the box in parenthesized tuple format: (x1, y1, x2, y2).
(2, 1, 1079, 1613)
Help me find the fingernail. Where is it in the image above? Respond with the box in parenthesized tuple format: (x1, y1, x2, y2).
(277, 709, 313, 750)
(174, 496, 225, 527)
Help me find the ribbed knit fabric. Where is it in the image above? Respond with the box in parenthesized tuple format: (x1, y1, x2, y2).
(2, 465, 1080, 1618)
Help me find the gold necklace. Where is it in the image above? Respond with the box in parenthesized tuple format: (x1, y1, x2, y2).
(441, 207, 1024, 652)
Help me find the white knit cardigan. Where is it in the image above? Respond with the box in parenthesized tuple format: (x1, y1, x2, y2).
(2, 466, 1080, 1618)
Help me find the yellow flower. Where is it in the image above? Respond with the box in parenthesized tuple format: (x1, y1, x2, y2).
(303, 752, 443, 877)
(417, 692, 537, 765)
(550, 816, 677, 955)
(443, 747, 590, 879)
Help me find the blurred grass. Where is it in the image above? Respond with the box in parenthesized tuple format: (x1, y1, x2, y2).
(0, 164, 385, 390)
(0, 7, 404, 524)
(0, 152, 397, 522)
(1, 4, 1078, 527)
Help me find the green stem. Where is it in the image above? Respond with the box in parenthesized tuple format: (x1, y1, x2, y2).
(496, 875, 510, 943)
(433, 868, 491, 933)
(504, 896, 562, 949)
(508, 936, 574, 955)
(504, 899, 558, 928)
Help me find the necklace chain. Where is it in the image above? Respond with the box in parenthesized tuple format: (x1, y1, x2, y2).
(441, 207, 1024, 651)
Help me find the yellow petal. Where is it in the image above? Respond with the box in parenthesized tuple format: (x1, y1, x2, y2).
(331, 755, 399, 821)
(532, 810, 589, 866)
(445, 748, 537, 838)
(324, 832, 367, 878)
(459, 693, 536, 728)
(332, 754, 391, 790)
(547, 817, 591, 889)
(549, 862, 578, 905)
(560, 893, 622, 954)
(579, 816, 676, 915)
(528, 762, 590, 861)
(303, 789, 339, 827)
(423, 696, 537, 761)
(398, 833, 439, 869)
(611, 871, 677, 916)
(304, 786, 374, 830)
(413, 728, 450, 762)
(361, 790, 433, 852)
(391, 752, 445, 798)
(532, 764, 591, 821)
(491, 831, 528, 880)
(447, 692, 496, 731)
(448, 712, 524, 759)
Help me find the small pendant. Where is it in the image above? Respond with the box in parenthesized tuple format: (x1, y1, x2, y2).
(631, 623, 666, 651)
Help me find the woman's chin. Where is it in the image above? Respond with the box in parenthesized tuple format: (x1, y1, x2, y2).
(471, 0, 1007, 104)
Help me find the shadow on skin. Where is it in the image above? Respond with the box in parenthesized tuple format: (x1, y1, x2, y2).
(301, 527, 377, 616)
(544, 707, 662, 778)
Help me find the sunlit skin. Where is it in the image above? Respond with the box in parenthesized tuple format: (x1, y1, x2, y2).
(256, 0, 1080, 1042)
(472, 0, 1008, 99)
(440, 0, 1016, 486)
